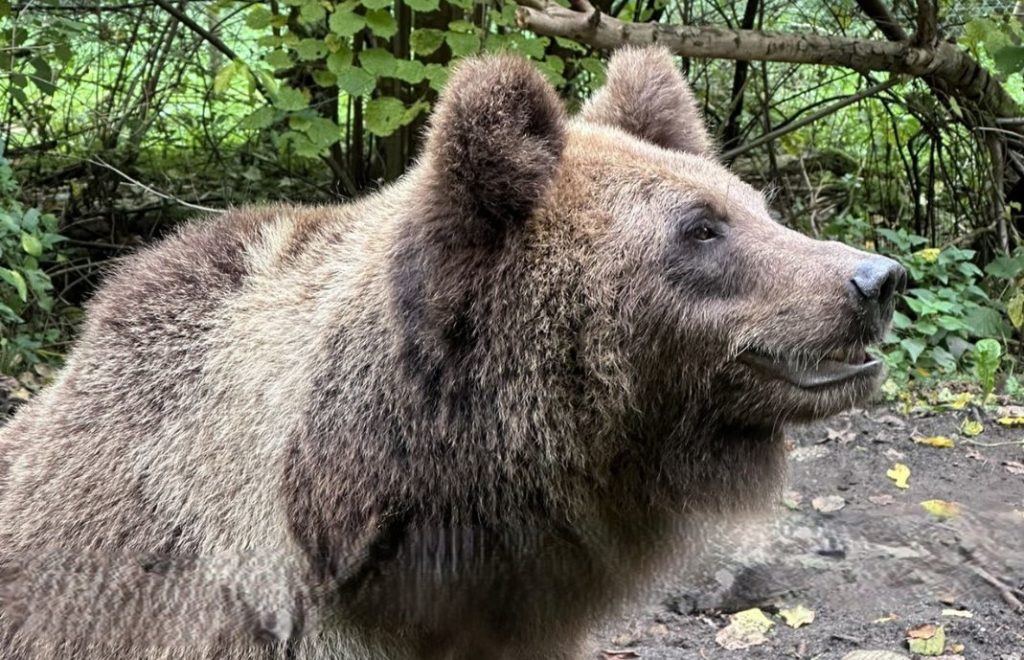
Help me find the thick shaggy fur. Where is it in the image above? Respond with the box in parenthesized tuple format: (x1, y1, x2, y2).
(0, 48, 886, 658)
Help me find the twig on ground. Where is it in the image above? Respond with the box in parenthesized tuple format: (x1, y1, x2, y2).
(968, 565, 1024, 613)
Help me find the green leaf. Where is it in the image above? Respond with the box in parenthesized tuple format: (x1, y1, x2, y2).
(302, 117, 341, 149)
(329, 9, 365, 37)
(274, 85, 309, 111)
(299, 0, 326, 23)
(335, 65, 376, 97)
(393, 59, 426, 84)
(424, 63, 449, 91)
(406, 0, 440, 10)
(984, 254, 1024, 279)
(900, 337, 927, 364)
(294, 39, 327, 61)
(447, 20, 476, 33)
(265, 49, 293, 70)
(213, 60, 242, 94)
(246, 6, 274, 29)
(446, 31, 480, 57)
(360, 48, 397, 77)
(29, 57, 55, 95)
(240, 107, 277, 130)
(0, 268, 28, 302)
(964, 306, 1007, 338)
(361, 0, 392, 8)
(410, 29, 445, 56)
(366, 9, 397, 38)
(993, 45, 1024, 76)
(326, 49, 353, 75)
(21, 232, 42, 257)
(365, 96, 407, 137)
(21, 208, 40, 232)
(313, 69, 337, 87)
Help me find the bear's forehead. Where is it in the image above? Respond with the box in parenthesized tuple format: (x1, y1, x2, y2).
(564, 120, 768, 219)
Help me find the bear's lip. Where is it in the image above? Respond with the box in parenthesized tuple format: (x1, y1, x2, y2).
(738, 346, 882, 389)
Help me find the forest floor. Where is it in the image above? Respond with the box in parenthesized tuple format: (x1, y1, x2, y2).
(593, 403, 1024, 660)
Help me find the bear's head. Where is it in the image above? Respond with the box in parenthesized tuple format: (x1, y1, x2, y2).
(412, 46, 905, 434)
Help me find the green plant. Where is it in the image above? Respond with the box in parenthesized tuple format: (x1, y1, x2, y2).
(877, 228, 1008, 382)
(972, 338, 1002, 399)
(0, 145, 68, 377)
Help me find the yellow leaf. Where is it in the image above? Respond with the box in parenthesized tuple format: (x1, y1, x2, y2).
(715, 608, 774, 650)
(921, 499, 961, 519)
(948, 392, 973, 410)
(914, 435, 954, 448)
(959, 420, 983, 436)
(1008, 293, 1024, 330)
(887, 463, 911, 489)
(779, 605, 815, 628)
(907, 624, 945, 656)
(997, 416, 1024, 426)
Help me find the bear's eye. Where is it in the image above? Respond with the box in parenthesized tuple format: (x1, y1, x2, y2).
(690, 224, 718, 242)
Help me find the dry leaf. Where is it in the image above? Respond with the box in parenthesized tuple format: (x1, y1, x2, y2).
(779, 604, 815, 628)
(871, 613, 899, 624)
(914, 435, 955, 448)
(997, 404, 1024, 417)
(782, 490, 803, 510)
(959, 420, 983, 437)
(887, 463, 911, 489)
(812, 495, 846, 513)
(950, 642, 965, 653)
(868, 494, 895, 506)
(921, 499, 961, 519)
(940, 608, 973, 618)
(715, 608, 774, 650)
(907, 624, 945, 656)
(999, 458, 1024, 472)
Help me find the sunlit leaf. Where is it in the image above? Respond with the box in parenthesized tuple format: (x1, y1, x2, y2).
(887, 463, 910, 489)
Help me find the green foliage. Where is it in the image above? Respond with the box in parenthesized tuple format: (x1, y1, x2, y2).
(0, 147, 68, 376)
(878, 228, 1008, 383)
(972, 338, 1002, 399)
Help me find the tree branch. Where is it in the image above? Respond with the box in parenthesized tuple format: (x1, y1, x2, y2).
(515, 0, 1019, 122)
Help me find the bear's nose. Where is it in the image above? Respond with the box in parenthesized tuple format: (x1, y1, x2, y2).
(850, 256, 907, 309)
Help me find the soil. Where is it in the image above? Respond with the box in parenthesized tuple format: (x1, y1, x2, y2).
(592, 404, 1024, 660)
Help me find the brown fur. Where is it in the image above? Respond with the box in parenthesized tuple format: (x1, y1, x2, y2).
(0, 47, 894, 659)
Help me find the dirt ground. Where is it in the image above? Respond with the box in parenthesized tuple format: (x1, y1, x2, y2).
(592, 404, 1024, 660)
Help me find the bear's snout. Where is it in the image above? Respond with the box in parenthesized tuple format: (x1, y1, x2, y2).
(848, 255, 907, 332)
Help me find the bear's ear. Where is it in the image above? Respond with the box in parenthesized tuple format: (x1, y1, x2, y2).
(582, 46, 715, 157)
(422, 55, 566, 242)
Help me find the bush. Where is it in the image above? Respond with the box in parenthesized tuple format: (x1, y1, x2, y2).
(0, 145, 69, 378)
(877, 228, 1009, 384)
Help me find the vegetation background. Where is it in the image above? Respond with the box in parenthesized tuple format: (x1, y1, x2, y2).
(2, 0, 1024, 402)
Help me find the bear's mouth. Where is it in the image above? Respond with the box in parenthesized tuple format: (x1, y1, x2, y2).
(738, 345, 882, 389)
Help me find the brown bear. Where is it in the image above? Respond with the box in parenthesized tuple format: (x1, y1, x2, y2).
(0, 47, 904, 659)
